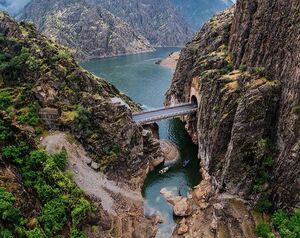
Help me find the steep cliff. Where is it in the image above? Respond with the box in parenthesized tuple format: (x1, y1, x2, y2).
(20, 0, 154, 61)
(166, 0, 299, 236)
(92, 0, 193, 47)
(0, 12, 160, 237)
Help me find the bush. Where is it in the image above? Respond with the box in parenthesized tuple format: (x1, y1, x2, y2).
(0, 187, 22, 224)
(54, 49, 72, 62)
(0, 47, 38, 81)
(0, 228, 13, 238)
(239, 64, 247, 72)
(26, 228, 46, 238)
(71, 198, 92, 226)
(39, 198, 67, 235)
(256, 193, 272, 213)
(34, 127, 43, 135)
(255, 66, 266, 77)
(70, 229, 87, 238)
(0, 91, 12, 110)
(293, 106, 300, 114)
(272, 209, 300, 238)
(0, 119, 14, 140)
(256, 222, 272, 238)
(17, 104, 40, 126)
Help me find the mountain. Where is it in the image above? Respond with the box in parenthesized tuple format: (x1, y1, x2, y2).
(171, 0, 234, 31)
(93, 0, 193, 47)
(0, 0, 31, 15)
(166, 0, 299, 236)
(20, 0, 154, 61)
(0, 11, 161, 237)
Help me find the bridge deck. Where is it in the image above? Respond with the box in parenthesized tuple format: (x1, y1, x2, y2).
(133, 103, 197, 124)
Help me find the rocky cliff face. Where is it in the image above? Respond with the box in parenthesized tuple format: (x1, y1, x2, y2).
(20, 0, 154, 61)
(93, 0, 193, 47)
(0, 12, 160, 237)
(166, 0, 299, 212)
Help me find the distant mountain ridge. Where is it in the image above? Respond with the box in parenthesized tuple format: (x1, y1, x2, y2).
(18, 0, 233, 60)
(20, 0, 155, 60)
(171, 0, 234, 31)
(92, 0, 193, 47)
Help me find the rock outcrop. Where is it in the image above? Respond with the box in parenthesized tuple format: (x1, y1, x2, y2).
(20, 0, 154, 61)
(166, 0, 299, 236)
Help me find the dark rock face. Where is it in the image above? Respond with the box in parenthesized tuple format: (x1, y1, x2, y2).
(92, 0, 193, 47)
(229, 0, 300, 209)
(166, 0, 300, 210)
(20, 0, 154, 61)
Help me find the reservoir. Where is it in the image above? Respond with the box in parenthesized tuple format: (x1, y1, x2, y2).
(82, 48, 201, 237)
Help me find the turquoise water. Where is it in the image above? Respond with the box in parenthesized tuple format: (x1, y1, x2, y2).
(82, 48, 201, 237)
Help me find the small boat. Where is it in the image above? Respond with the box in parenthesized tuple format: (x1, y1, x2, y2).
(159, 167, 169, 174)
(182, 160, 190, 168)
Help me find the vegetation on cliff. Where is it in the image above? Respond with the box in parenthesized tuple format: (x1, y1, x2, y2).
(0, 11, 158, 237)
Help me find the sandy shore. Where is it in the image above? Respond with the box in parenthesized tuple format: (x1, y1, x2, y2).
(156, 51, 180, 70)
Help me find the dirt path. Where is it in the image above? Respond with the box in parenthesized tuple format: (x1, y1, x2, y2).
(41, 132, 142, 215)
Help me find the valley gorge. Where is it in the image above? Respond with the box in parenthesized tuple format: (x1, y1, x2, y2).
(0, 0, 299, 238)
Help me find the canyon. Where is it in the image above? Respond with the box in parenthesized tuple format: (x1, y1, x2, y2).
(0, 0, 299, 237)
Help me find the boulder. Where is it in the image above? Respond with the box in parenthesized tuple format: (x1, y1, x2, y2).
(173, 198, 192, 217)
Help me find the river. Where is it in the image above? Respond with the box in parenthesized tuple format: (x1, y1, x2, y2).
(82, 48, 201, 237)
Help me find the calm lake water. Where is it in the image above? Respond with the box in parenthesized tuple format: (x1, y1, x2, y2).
(82, 48, 201, 237)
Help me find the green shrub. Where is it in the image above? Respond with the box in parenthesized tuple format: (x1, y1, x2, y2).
(239, 64, 247, 72)
(255, 222, 272, 238)
(2, 141, 30, 165)
(71, 198, 92, 226)
(256, 193, 272, 213)
(255, 66, 266, 77)
(0, 228, 13, 238)
(272, 209, 300, 238)
(17, 104, 40, 126)
(70, 229, 87, 238)
(0, 119, 14, 140)
(0, 91, 12, 110)
(0, 187, 22, 224)
(0, 33, 5, 43)
(220, 63, 233, 75)
(51, 151, 68, 170)
(54, 49, 72, 62)
(26, 228, 46, 238)
(293, 106, 300, 114)
(34, 127, 43, 135)
(39, 198, 67, 235)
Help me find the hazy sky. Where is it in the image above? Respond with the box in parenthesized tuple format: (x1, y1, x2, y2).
(0, 0, 31, 15)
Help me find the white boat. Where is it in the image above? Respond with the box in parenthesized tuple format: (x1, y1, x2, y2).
(159, 167, 169, 174)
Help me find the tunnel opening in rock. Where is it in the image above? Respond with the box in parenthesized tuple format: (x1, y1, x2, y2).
(191, 95, 198, 106)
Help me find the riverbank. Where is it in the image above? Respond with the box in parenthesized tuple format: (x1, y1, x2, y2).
(156, 52, 180, 70)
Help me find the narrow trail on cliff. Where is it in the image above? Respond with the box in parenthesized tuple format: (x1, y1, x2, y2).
(41, 132, 142, 215)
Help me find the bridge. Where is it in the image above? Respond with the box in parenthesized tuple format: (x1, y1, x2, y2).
(132, 103, 197, 124)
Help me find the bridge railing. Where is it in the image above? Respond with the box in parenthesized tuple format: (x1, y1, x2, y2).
(133, 108, 197, 124)
(132, 102, 195, 116)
